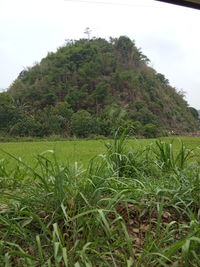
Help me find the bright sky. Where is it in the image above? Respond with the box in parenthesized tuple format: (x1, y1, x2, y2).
(0, 0, 200, 109)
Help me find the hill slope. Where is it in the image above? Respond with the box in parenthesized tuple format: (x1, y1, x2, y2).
(2, 36, 199, 137)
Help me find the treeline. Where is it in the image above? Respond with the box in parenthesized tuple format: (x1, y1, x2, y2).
(0, 92, 165, 138)
(1, 36, 199, 138)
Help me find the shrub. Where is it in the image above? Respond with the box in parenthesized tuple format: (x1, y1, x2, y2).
(9, 118, 43, 137)
(71, 110, 96, 137)
(143, 123, 158, 138)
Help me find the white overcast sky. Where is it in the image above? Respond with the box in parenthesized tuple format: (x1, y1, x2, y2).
(0, 0, 200, 109)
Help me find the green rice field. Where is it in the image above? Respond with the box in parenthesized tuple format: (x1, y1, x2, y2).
(0, 137, 199, 169)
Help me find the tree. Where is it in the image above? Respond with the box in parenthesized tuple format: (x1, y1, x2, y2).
(93, 82, 109, 113)
(54, 102, 73, 121)
(189, 107, 199, 121)
(143, 123, 158, 138)
(0, 92, 25, 131)
(71, 110, 95, 137)
(84, 27, 92, 40)
(10, 118, 43, 137)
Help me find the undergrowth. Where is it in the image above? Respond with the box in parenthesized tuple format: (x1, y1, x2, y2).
(0, 130, 200, 266)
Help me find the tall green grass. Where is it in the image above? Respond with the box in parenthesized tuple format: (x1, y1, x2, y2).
(0, 132, 200, 266)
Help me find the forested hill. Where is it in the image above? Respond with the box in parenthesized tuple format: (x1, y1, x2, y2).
(1, 36, 199, 138)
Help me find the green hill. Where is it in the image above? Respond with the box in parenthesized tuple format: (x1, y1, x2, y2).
(1, 36, 199, 138)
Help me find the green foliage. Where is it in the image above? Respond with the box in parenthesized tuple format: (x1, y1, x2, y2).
(153, 139, 195, 172)
(189, 107, 199, 120)
(71, 110, 96, 137)
(9, 118, 43, 137)
(53, 102, 73, 121)
(65, 86, 88, 111)
(0, 134, 200, 265)
(2, 36, 199, 138)
(97, 119, 112, 136)
(156, 73, 169, 85)
(0, 92, 25, 131)
(134, 108, 159, 125)
(132, 121, 143, 135)
(143, 123, 158, 138)
(0, 92, 13, 105)
(93, 81, 108, 103)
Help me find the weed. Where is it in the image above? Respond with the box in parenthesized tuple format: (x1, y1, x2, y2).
(0, 134, 200, 265)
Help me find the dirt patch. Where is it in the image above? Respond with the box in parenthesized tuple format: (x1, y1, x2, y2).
(108, 201, 189, 262)
(181, 131, 200, 137)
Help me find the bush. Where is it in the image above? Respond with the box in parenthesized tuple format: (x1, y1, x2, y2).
(9, 118, 44, 137)
(71, 110, 96, 138)
(142, 123, 158, 138)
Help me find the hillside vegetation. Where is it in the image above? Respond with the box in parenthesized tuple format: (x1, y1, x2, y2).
(1, 36, 199, 138)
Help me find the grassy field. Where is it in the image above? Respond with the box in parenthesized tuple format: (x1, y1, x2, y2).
(0, 136, 199, 169)
(0, 135, 200, 266)
(0, 140, 106, 169)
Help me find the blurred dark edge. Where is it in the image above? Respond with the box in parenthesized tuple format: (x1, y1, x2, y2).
(156, 0, 200, 10)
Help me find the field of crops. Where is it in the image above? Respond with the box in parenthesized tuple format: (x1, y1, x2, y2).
(0, 136, 199, 168)
(0, 134, 200, 266)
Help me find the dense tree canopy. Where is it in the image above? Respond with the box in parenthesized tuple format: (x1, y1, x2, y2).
(1, 36, 199, 138)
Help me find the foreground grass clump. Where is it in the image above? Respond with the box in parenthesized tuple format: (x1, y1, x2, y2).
(0, 131, 200, 266)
